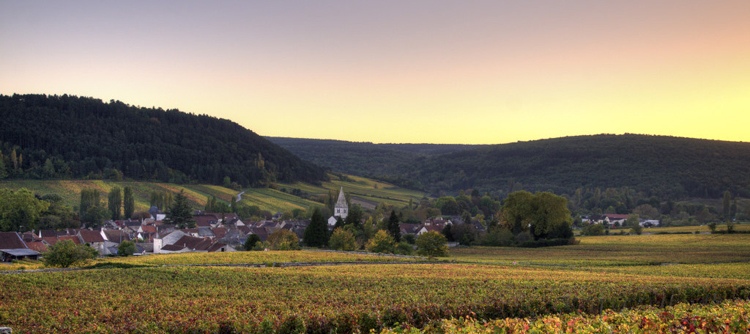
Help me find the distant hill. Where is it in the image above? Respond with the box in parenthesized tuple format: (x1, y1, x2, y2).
(397, 134, 750, 199)
(271, 135, 750, 200)
(0, 94, 327, 186)
(266, 137, 485, 177)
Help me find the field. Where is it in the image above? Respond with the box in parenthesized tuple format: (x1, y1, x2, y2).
(2, 233, 750, 333)
(0, 175, 427, 215)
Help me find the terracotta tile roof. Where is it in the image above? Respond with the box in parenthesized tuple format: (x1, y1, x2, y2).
(78, 230, 105, 243)
(212, 227, 227, 239)
(58, 236, 81, 245)
(140, 225, 157, 234)
(26, 241, 48, 252)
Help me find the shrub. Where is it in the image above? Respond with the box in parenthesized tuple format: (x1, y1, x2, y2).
(366, 230, 395, 254)
(244, 234, 261, 251)
(395, 241, 414, 255)
(267, 229, 300, 250)
(416, 231, 449, 257)
(43, 240, 98, 268)
(329, 228, 357, 251)
(117, 241, 136, 256)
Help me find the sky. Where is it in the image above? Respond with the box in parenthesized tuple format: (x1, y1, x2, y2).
(1, 1, 749, 144)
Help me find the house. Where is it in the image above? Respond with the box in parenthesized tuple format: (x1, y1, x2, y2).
(0, 232, 40, 262)
(640, 219, 660, 227)
(603, 214, 628, 226)
(153, 230, 189, 254)
(149, 206, 166, 221)
(159, 235, 234, 253)
(193, 214, 219, 227)
(77, 229, 107, 255)
(101, 229, 131, 243)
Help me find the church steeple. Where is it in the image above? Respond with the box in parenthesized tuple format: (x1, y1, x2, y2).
(334, 187, 348, 219)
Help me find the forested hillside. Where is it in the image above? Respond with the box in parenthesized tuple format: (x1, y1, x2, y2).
(397, 134, 750, 199)
(266, 137, 484, 177)
(0, 94, 327, 186)
(271, 135, 750, 200)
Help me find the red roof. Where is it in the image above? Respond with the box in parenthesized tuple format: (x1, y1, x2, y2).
(26, 241, 48, 252)
(141, 225, 157, 234)
(78, 230, 105, 243)
(58, 236, 81, 245)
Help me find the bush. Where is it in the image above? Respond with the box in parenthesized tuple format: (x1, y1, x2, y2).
(244, 234, 261, 251)
(329, 228, 357, 251)
(481, 227, 514, 247)
(43, 240, 98, 268)
(366, 230, 395, 254)
(267, 229, 300, 250)
(395, 241, 414, 255)
(581, 224, 606, 236)
(117, 241, 136, 256)
(416, 231, 449, 257)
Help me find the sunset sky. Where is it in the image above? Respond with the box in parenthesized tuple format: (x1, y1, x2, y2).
(2, 1, 749, 144)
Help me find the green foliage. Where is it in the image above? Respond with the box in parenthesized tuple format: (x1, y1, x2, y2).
(387, 210, 401, 242)
(79, 188, 100, 218)
(82, 205, 108, 228)
(303, 208, 329, 248)
(481, 227, 514, 247)
(329, 228, 357, 251)
(123, 186, 135, 219)
(501, 191, 573, 240)
(244, 234, 261, 251)
(395, 241, 413, 255)
(0, 188, 49, 231)
(43, 240, 97, 268)
(708, 222, 718, 233)
(167, 190, 195, 229)
(108, 186, 122, 220)
(267, 229, 300, 250)
(0, 94, 327, 186)
(118, 241, 137, 256)
(274, 135, 750, 201)
(581, 224, 606, 236)
(416, 231, 449, 257)
(366, 230, 395, 254)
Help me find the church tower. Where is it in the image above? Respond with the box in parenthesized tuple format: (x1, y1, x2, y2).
(334, 187, 348, 219)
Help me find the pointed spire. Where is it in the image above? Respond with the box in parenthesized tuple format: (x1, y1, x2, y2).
(336, 187, 347, 206)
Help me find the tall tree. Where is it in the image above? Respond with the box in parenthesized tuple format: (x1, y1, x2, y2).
(387, 210, 401, 242)
(167, 190, 194, 229)
(108, 186, 122, 220)
(79, 188, 100, 218)
(303, 208, 329, 248)
(0, 188, 50, 232)
(123, 186, 135, 219)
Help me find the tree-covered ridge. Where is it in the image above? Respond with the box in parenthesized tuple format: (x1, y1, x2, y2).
(0, 94, 327, 186)
(266, 137, 485, 177)
(400, 134, 750, 199)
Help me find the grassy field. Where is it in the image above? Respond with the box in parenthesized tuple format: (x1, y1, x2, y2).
(0, 175, 427, 215)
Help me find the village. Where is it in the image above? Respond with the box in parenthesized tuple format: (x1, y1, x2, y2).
(0, 188, 477, 263)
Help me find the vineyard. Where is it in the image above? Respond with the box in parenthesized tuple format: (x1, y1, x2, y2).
(2, 263, 750, 333)
(2, 233, 750, 333)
